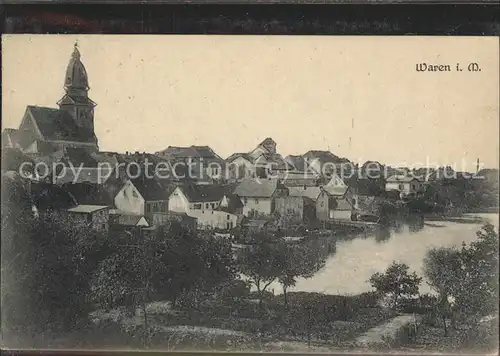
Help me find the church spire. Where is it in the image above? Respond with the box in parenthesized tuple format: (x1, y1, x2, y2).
(64, 41, 89, 92)
(72, 41, 81, 59)
(58, 44, 97, 146)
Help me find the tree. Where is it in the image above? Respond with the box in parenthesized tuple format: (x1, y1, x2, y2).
(453, 224, 499, 323)
(235, 235, 283, 309)
(369, 261, 422, 308)
(423, 247, 462, 335)
(276, 242, 326, 309)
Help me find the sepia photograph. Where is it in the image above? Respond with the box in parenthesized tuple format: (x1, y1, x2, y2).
(1, 35, 499, 353)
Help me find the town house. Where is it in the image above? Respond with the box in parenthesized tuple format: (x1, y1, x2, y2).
(233, 178, 289, 217)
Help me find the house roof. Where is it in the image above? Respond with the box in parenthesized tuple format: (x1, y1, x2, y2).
(62, 181, 117, 206)
(62, 147, 98, 167)
(54, 167, 115, 185)
(109, 211, 149, 227)
(131, 178, 174, 201)
(255, 153, 292, 170)
(1, 148, 35, 173)
(57, 94, 96, 107)
(226, 152, 254, 163)
(242, 219, 270, 229)
(287, 186, 322, 201)
(31, 182, 78, 210)
(2, 128, 19, 148)
(234, 178, 286, 198)
(67, 205, 109, 213)
(335, 197, 353, 211)
(303, 150, 349, 164)
(27, 106, 95, 143)
(157, 145, 223, 162)
(179, 183, 235, 203)
(285, 155, 306, 171)
(386, 175, 420, 183)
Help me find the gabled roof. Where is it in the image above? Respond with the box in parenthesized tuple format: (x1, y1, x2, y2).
(234, 178, 287, 198)
(334, 197, 353, 211)
(157, 145, 223, 162)
(386, 175, 420, 183)
(285, 155, 306, 171)
(1, 148, 35, 173)
(57, 94, 96, 107)
(131, 178, 174, 201)
(26, 106, 95, 143)
(62, 181, 117, 206)
(2, 128, 19, 148)
(254, 153, 292, 170)
(287, 186, 322, 201)
(303, 150, 349, 164)
(67, 205, 108, 214)
(62, 147, 98, 167)
(178, 183, 235, 203)
(31, 182, 78, 210)
(226, 152, 254, 163)
(54, 167, 115, 185)
(109, 211, 149, 227)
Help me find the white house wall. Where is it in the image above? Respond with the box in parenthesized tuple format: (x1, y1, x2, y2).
(168, 187, 191, 214)
(242, 197, 273, 216)
(187, 210, 238, 230)
(114, 180, 145, 215)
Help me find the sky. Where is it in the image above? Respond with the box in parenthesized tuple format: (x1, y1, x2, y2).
(2, 35, 499, 171)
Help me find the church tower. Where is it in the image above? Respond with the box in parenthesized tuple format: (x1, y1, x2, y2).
(57, 43, 97, 144)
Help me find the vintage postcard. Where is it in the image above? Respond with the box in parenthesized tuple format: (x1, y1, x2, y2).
(1, 35, 499, 353)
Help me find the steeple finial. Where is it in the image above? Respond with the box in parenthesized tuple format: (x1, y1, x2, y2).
(72, 41, 81, 59)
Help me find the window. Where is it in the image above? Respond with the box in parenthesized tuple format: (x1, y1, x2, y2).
(206, 203, 209, 209)
(211, 203, 215, 209)
(101, 224, 106, 230)
(194, 203, 202, 209)
(146, 204, 151, 213)
(132, 190, 138, 198)
(398, 183, 405, 190)
(255, 199, 259, 204)
(227, 214, 230, 220)
(243, 197, 248, 204)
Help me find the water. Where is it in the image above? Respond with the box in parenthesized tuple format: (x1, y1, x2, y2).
(268, 213, 498, 296)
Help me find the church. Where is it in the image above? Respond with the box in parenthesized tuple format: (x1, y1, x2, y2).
(2, 43, 99, 155)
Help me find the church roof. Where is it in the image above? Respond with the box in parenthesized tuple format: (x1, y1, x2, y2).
(58, 94, 96, 107)
(64, 44, 89, 90)
(27, 106, 95, 143)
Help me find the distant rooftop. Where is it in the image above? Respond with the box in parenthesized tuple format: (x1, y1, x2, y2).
(67, 204, 109, 213)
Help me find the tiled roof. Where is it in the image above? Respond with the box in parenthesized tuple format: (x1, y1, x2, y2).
(255, 153, 292, 170)
(67, 205, 108, 213)
(62, 147, 98, 167)
(54, 167, 115, 185)
(334, 197, 353, 211)
(1, 148, 35, 173)
(226, 152, 254, 163)
(57, 94, 96, 106)
(234, 178, 286, 198)
(157, 145, 223, 162)
(386, 175, 420, 183)
(287, 186, 322, 201)
(303, 150, 349, 164)
(179, 183, 235, 203)
(109, 211, 149, 227)
(131, 178, 174, 201)
(27, 106, 95, 143)
(285, 155, 306, 171)
(31, 182, 78, 210)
